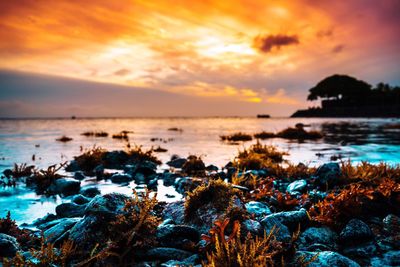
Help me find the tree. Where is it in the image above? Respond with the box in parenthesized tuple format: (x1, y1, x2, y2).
(307, 74, 371, 101)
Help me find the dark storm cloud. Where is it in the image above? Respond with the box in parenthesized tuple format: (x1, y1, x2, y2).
(253, 34, 299, 53)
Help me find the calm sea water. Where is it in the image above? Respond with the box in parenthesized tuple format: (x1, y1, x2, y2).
(1, 117, 399, 224)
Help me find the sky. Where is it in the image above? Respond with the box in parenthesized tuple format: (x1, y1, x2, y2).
(0, 0, 399, 117)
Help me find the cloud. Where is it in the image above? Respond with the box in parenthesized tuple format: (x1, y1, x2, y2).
(332, 44, 345, 53)
(113, 68, 131, 76)
(253, 34, 299, 53)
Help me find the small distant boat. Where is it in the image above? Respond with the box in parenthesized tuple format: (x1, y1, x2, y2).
(257, 114, 270, 118)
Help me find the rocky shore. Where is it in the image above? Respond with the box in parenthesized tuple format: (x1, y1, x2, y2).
(0, 144, 399, 266)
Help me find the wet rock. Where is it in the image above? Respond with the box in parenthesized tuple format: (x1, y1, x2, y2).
(148, 178, 158, 190)
(0, 233, 20, 257)
(162, 172, 180, 187)
(371, 250, 400, 267)
(242, 219, 264, 236)
(56, 202, 86, 218)
(43, 218, 79, 244)
(143, 247, 193, 261)
(175, 177, 202, 194)
(84, 193, 128, 218)
(157, 224, 200, 249)
(80, 187, 101, 198)
(167, 158, 187, 168)
(94, 164, 104, 179)
(32, 213, 57, 227)
(262, 208, 309, 230)
(245, 201, 272, 218)
(161, 254, 199, 267)
(135, 161, 157, 176)
(297, 227, 338, 251)
(314, 162, 341, 187)
(103, 150, 129, 169)
(110, 173, 133, 183)
(74, 171, 86, 180)
(286, 179, 307, 194)
(2, 169, 13, 178)
(69, 215, 107, 249)
(48, 178, 81, 195)
(71, 194, 91, 205)
(65, 160, 80, 172)
(340, 219, 374, 245)
(260, 217, 291, 243)
(295, 251, 360, 267)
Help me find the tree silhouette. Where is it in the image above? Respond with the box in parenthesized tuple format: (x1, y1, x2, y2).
(307, 74, 371, 101)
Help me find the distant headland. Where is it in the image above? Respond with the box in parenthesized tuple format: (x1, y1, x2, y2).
(291, 74, 400, 117)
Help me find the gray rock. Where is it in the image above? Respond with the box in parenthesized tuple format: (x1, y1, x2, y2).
(242, 219, 264, 236)
(245, 201, 272, 218)
(295, 251, 360, 267)
(286, 179, 307, 194)
(32, 213, 57, 227)
(56, 202, 86, 218)
(167, 158, 187, 168)
(110, 173, 133, 183)
(262, 208, 309, 230)
(135, 161, 157, 176)
(69, 215, 108, 249)
(0, 233, 20, 257)
(84, 193, 128, 218)
(260, 217, 291, 243)
(298, 227, 338, 251)
(144, 247, 193, 261)
(342, 242, 378, 260)
(80, 187, 101, 198)
(383, 214, 400, 233)
(162, 172, 180, 187)
(157, 225, 200, 249)
(371, 250, 400, 267)
(162, 201, 185, 225)
(48, 178, 81, 195)
(43, 218, 79, 243)
(314, 162, 341, 187)
(340, 219, 374, 245)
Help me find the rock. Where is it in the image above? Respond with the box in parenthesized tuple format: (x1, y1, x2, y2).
(294, 251, 360, 267)
(260, 217, 291, 243)
(162, 201, 185, 225)
(71, 194, 91, 205)
(48, 178, 81, 195)
(147, 177, 158, 190)
(157, 224, 200, 249)
(103, 151, 129, 169)
(65, 160, 80, 172)
(3, 169, 13, 178)
(262, 208, 309, 230)
(383, 214, 400, 233)
(245, 201, 272, 218)
(110, 173, 133, 183)
(242, 219, 264, 236)
(94, 164, 105, 179)
(43, 218, 79, 243)
(143, 247, 193, 261)
(286, 179, 307, 194)
(84, 193, 129, 218)
(167, 158, 187, 168)
(32, 213, 57, 227)
(297, 227, 338, 251)
(174, 177, 202, 194)
(80, 187, 101, 198)
(74, 171, 86, 180)
(56, 202, 86, 218)
(314, 162, 341, 187)
(69, 215, 107, 249)
(161, 254, 199, 267)
(135, 161, 157, 176)
(0, 233, 20, 257)
(206, 165, 219, 171)
(371, 250, 400, 267)
(340, 219, 374, 245)
(162, 172, 180, 187)
(342, 242, 377, 262)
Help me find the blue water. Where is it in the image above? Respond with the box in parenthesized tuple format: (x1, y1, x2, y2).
(0, 117, 399, 224)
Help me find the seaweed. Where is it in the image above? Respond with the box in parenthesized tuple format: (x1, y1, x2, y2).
(73, 146, 107, 172)
(27, 163, 66, 193)
(56, 136, 73, 142)
(81, 131, 109, 137)
(152, 146, 168, 153)
(10, 163, 34, 178)
(220, 132, 253, 142)
(254, 131, 276, 139)
(182, 155, 206, 176)
(126, 145, 161, 165)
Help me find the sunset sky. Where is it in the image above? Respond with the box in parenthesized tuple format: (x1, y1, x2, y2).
(1, 0, 399, 117)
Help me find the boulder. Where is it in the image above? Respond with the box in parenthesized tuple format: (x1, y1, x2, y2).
(242, 219, 264, 237)
(167, 158, 187, 168)
(371, 250, 400, 267)
(314, 162, 341, 187)
(84, 193, 129, 218)
(162, 172, 180, 187)
(110, 173, 133, 183)
(74, 171, 86, 180)
(286, 179, 307, 194)
(43, 218, 80, 243)
(156, 224, 200, 249)
(245, 201, 272, 218)
(71, 194, 91, 205)
(339, 219, 374, 245)
(383, 214, 400, 233)
(342, 242, 378, 262)
(297, 227, 338, 251)
(56, 202, 86, 218)
(0, 233, 20, 257)
(262, 208, 309, 230)
(294, 251, 360, 267)
(162, 201, 185, 225)
(48, 178, 81, 195)
(80, 187, 101, 198)
(103, 151, 129, 169)
(260, 217, 291, 243)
